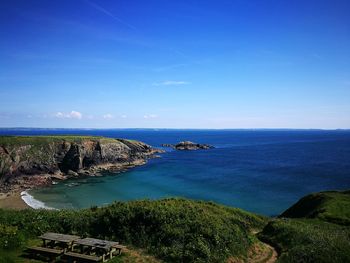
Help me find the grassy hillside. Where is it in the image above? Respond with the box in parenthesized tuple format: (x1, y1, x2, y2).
(259, 219, 350, 263)
(1, 190, 349, 262)
(280, 190, 350, 225)
(259, 190, 350, 263)
(0, 135, 118, 146)
(0, 198, 266, 262)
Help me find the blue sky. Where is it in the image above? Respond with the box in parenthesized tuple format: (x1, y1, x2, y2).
(0, 0, 349, 129)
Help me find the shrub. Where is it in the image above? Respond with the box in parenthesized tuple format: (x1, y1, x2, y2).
(259, 219, 350, 263)
(0, 224, 24, 249)
(0, 198, 266, 262)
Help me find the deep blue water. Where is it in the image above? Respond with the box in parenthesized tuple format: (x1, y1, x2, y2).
(1, 129, 350, 216)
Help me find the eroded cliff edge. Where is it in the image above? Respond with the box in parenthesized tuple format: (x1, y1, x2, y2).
(0, 136, 162, 193)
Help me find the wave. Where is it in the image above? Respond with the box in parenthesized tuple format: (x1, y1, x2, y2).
(21, 191, 56, 210)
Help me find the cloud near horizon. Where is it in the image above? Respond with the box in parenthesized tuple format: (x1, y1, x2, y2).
(55, 111, 82, 119)
(103, 113, 114, 120)
(144, 114, 158, 119)
(152, 80, 190, 86)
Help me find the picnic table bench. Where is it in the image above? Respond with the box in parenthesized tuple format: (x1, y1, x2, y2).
(27, 245, 64, 255)
(64, 251, 102, 262)
(72, 237, 120, 261)
(26, 232, 125, 262)
(26, 245, 64, 262)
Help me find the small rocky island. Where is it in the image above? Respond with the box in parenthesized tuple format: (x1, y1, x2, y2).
(0, 136, 163, 193)
(162, 141, 214, 150)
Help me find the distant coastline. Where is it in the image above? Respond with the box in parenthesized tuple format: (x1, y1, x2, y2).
(1, 130, 350, 214)
(0, 135, 162, 195)
(1, 127, 350, 131)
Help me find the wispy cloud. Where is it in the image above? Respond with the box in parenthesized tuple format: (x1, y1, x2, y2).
(84, 0, 136, 30)
(103, 113, 114, 120)
(55, 111, 82, 119)
(144, 114, 158, 119)
(152, 80, 191, 86)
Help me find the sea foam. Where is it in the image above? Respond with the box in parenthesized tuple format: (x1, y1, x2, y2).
(21, 191, 56, 210)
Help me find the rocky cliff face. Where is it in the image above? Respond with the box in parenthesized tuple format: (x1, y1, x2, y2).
(0, 136, 161, 192)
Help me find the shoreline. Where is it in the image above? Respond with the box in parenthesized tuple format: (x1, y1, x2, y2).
(0, 159, 157, 210)
(0, 158, 155, 210)
(0, 135, 163, 210)
(0, 191, 30, 210)
(20, 190, 56, 210)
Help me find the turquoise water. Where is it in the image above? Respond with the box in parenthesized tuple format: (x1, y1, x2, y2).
(2, 129, 350, 216)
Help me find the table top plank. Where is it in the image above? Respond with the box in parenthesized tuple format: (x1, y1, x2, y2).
(74, 237, 119, 250)
(39, 232, 81, 243)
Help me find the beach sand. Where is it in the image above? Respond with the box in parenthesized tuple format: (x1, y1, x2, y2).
(0, 192, 30, 210)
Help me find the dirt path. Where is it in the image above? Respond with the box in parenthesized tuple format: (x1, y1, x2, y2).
(248, 242, 278, 263)
(227, 230, 278, 263)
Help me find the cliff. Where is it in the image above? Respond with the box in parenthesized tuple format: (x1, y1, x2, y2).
(0, 136, 162, 192)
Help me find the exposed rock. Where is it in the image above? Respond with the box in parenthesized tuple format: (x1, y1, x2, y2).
(0, 136, 163, 193)
(67, 170, 79, 177)
(162, 141, 214, 150)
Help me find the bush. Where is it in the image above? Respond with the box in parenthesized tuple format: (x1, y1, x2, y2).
(258, 219, 350, 263)
(0, 198, 266, 262)
(0, 224, 24, 249)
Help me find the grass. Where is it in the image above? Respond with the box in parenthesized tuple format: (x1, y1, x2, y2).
(259, 218, 350, 263)
(258, 190, 350, 263)
(0, 198, 267, 263)
(280, 190, 350, 225)
(0, 135, 118, 146)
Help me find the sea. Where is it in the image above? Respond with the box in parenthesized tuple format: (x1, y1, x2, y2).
(1, 128, 350, 216)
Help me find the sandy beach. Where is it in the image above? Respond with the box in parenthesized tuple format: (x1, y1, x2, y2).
(0, 192, 30, 210)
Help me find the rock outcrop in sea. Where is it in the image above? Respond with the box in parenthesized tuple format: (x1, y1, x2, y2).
(162, 141, 214, 150)
(0, 136, 162, 193)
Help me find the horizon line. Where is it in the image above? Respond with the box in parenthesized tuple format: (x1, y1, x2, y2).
(0, 127, 349, 131)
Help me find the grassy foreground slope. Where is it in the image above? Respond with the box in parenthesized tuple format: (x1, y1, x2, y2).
(259, 190, 350, 263)
(1, 191, 349, 262)
(0, 198, 266, 262)
(280, 190, 350, 225)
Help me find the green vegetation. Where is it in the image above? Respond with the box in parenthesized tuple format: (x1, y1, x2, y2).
(259, 190, 350, 263)
(259, 219, 350, 263)
(0, 198, 266, 262)
(280, 190, 350, 225)
(0, 135, 117, 146)
(1, 190, 349, 262)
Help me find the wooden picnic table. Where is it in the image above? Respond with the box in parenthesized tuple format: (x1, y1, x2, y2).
(27, 233, 125, 262)
(27, 233, 81, 261)
(73, 237, 122, 262)
(39, 232, 81, 251)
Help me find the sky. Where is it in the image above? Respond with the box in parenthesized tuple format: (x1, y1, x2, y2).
(0, 0, 349, 129)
